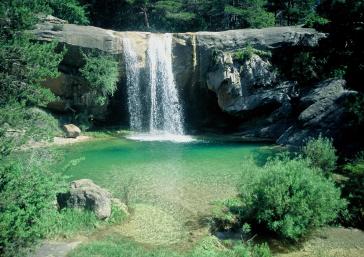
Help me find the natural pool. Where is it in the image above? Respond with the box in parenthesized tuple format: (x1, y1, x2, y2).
(56, 136, 276, 246)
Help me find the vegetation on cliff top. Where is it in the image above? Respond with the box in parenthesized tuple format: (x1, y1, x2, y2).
(80, 0, 321, 32)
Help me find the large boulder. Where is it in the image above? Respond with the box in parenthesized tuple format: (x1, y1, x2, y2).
(206, 51, 294, 115)
(277, 79, 357, 147)
(63, 124, 81, 138)
(58, 179, 112, 220)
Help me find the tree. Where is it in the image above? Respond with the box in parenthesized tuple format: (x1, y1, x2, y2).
(80, 0, 276, 32)
(317, 0, 364, 93)
(126, 0, 152, 29)
(0, 0, 88, 108)
(224, 0, 275, 29)
(267, 0, 318, 25)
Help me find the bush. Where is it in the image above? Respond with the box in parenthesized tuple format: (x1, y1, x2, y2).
(0, 149, 66, 256)
(303, 135, 338, 175)
(80, 51, 119, 106)
(0, 105, 62, 156)
(213, 156, 346, 241)
(233, 45, 271, 64)
(0, 35, 64, 107)
(304, 13, 329, 28)
(49, 0, 89, 25)
(348, 94, 364, 125)
(342, 152, 364, 229)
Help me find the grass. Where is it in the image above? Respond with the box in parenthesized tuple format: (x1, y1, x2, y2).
(69, 235, 271, 257)
(41, 204, 127, 239)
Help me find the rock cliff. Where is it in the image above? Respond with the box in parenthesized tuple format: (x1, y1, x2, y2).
(34, 16, 357, 148)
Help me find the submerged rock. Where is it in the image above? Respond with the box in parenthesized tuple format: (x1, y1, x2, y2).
(58, 179, 112, 219)
(63, 124, 81, 138)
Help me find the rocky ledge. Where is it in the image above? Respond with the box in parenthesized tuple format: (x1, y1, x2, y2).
(34, 16, 359, 150)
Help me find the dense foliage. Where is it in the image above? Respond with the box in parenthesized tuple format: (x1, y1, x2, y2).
(0, 0, 88, 107)
(80, 0, 323, 32)
(303, 135, 338, 175)
(0, 1, 89, 256)
(342, 152, 364, 229)
(317, 0, 364, 93)
(0, 149, 66, 256)
(80, 51, 120, 106)
(213, 155, 346, 241)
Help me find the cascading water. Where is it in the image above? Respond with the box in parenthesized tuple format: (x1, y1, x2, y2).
(123, 38, 143, 131)
(147, 33, 184, 135)
(124, 33, 193, 142)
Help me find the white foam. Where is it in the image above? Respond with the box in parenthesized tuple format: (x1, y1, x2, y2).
(126, 132, 196, 143)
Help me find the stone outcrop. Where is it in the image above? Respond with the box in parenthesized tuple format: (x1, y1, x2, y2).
(58, 179, 112, 219)
(34, 17, 358, 149)
(206, 52, 285, 114)
(34, 16, 324, 55)
(63, 124, 81, 138)
(277, 79, 357, 147)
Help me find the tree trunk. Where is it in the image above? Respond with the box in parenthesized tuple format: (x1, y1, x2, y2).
(141, 6, 150, 29)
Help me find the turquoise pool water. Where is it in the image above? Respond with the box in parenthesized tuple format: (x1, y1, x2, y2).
(57, 136, 275, 245)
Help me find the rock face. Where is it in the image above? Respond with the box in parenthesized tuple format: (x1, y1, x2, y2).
(206, 52, 285, 114)
(34, 17, 358, 149)
(58, 179, 112, 219)
(63, 124, 81, 138)
(277, 79, 357, 147)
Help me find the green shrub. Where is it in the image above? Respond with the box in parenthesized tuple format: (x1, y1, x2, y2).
(344, 152, 364, 175)
(304, 13, 329, 28)
(233, 45, 271, 64)
(348, 94, 364, 125)
(0, 150, 66, 256)
(0, 35, 64, 107)
(49, 0, 89, 25)
(80, 51, 119, 106)
(329, 67, 347, 79)
(0, 105, 62, 157)
(303, 135, 338, 175)
(213, 156, 346, 241)
(342, 152, 364, 229)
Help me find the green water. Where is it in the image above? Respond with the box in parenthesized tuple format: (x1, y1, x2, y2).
(57, 136, 275, 245)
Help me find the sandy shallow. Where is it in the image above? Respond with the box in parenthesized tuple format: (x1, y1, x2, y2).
(22, 136, 93, 150)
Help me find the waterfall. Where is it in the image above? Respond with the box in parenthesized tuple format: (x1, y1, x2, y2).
(123, 38, 143, 131)
(147, 34, 184, 135)
(123, 33, 188, 140)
